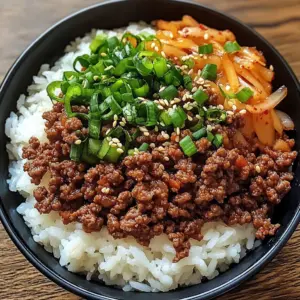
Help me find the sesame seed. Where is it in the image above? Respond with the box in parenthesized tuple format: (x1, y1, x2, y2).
(207, 125, 212, 131)
(106, 129, 111, 135)
(164, 99, 169, 106)
(158, 105, 164, 110)
(101, 187, 110, 194)
(218, 104, 224, 109)
(112, 138, 119, 143)
(161, 51, 166, 58)
(117, 148, 124, 154)
(227, 111, 234, 115)
(176, 127, 180, 135)
(93, 75, 99, 81)
(163, 133, 170, 139)
(154, 126, 159, 132)
(164, 157, 170, 161)
(155, 46, 159, 51)
(113, 114, 118, 121)
(175, 136, 180, 142)
(151, 42, 156, 48)
(150, 143, 156, 148)
(170, 100, 175, 105)
(144, 131, 150, 136)
(120, 121, 126, 127)
(138, 97, 146, 101)
(109, 141, 113, 146)
(140, 126, 148, 132)
(170, 33, 174, 38)
(174, 56, 178, 60)
(117, 142, 123, 148)
(203, 106, 207, 111)
(113, 120, 117, 127)
(204, 33, 209, 40)
(182, 94, 187, 101)
(187, 115, 193, 121)
(159, 86, 165, 92)
(192, 87, 197, 93)
(172, 104, 177, 109)
(232, 105, 237, 111)
(203, 55, 208, 59)
(270, 65, 274, 71)
(159, 99, 165, 106)
(107, 136, 112, 141)
(225, 85, 231, 91)
(101, 52, 107, 57)
(122, 117, 126, 123)
(255, 165, 261, 173)
(240, 109, 247, 115)
(74, 140, 82, 145)
(111, 143, 117, 148)
(227, 101, 233, 107)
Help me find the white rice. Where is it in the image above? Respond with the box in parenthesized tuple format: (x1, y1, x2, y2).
(5, 23, 256, 292)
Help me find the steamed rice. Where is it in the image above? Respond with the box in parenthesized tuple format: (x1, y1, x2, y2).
(5, 23, 256, 292)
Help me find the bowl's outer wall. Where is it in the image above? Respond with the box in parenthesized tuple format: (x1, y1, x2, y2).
(0, 0, 299, 299)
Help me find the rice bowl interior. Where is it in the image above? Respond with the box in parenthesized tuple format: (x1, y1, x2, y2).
(4, 16, 297, 293)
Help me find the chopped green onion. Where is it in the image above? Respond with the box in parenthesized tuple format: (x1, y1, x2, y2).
(159, 110, 172, 126)
(82, 141, 99, 164)
(89, 118, 101, 139)
(128, 149, 135, 156)
(139, 143, 149, 152)
(201, 64, 217, 81)
(179, 136, 197, 157)
(170, 107, 187, 128)
(235, 87, 254, 103)
(190, 120, 203, 132)
(90, 34, 107, 53)
(193, 89, 209, 105)
(153, 57, 168, 77)
(224, 41, 241, 53)
(207, 131, 214, 142)
(183, 75, 193, 91)
(70, 143, 83, 162)
(213, 133, 223, 148)
(46, 81, 64, 102)
(206, 108, 227, 123)
(88, 138, 102, 156)
(192, 128, 207, 140)
(98, 138, 111, 159)
(219, 85, 236, 99)
(183, 58, 195, 69)
(159, 85, 178, 100)
(105, 146, 123, 163)
(199, 44, 213, 54)
(134, 82, 150, 97)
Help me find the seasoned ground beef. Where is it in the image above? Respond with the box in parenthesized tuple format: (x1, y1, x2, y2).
(23, 104, 297, 262)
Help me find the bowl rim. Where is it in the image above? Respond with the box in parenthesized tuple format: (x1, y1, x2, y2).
(1, 0, 300, 299)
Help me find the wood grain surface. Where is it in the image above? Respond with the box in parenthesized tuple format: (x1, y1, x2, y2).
(1, 0, 300, 299)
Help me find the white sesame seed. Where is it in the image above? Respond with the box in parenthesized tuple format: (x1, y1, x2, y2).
(138, 97, 146, 101)
(227, 101, 233, 107)
(101, 187, 110, 194)
(150, 143, 156, 148)
(113, 120, 117, 127)
(164, 157, 170, 161)
(227, 111, 234, 115)
(270, 65, 274, 71)
(172, 104, 177, 109)
(207, 125, 213, 131)
(109, 141, 113, 146)
(100, 52, 107, 57)
(225, 85, 231, 91)
(113, 114, 118, 121)
(176, 127, 180, 135)
(163, 133, 170, 139)
(204, 33, 209, 40)
(175, 136, 180, 142)
(120, 121, 126, 127)
(255, 165, 261, 173)
(106, 129, 111, 135)
(192, 87, 197, 93)
(203, 106, 207, 111)
(218, 104, 224, 109)
(154, 46, 159, 52)
(117, 142, 123, 148)
(151, 42, 156, 48)
(170, 100, 175, 105)
(161, 51, 166, 58)
(187, 115, 193, 121)
(240, 109, 247, 115)
(112, 138, 119, 143)
(232, 105, 237, 111)
(159, 86, 165, 92)
(111, 143, 117, 148)
(117, 148, 124, 154)
(154, 126, 159, 132)
(93, 75, 99, 81)
(144, 131, 150, 136)
(106, 136, 112, 141)
(140, 126, 148, 132)
(74, 140, 82, 145)
(164, 99, 169, 106)
(170, 33, 174, 38)
(122, 117, 126, 123)
(158, 105, 164, 110)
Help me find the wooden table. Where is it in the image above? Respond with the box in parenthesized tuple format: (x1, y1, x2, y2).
(1, 0, 299, 299)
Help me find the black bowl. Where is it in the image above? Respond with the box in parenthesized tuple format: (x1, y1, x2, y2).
(0, 0, 299, 299)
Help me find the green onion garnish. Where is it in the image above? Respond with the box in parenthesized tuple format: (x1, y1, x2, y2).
(179, 136, 197, 157)
(207, 131, 214, 142)
(192, 127, 207, 140)
(206, 108, 227, 123)
(224, 41, 241, 53)
(183, 75, 193, 91)
(159, 85, 178, 100)
(153, 57, 168, 78)
(139, 143, 149, 152)
(183, 58, 195, 69)
(199, 44, 213, 54)
(70, 143, 83, 162)
(159, 110, 172, 126)
(213, 134, 223, 148)
(235, 87, 254, 103)
(88, 138, 102, 156)
(200, 64, 217, 81)
(170, 107, 187, 128)
(218, 85, 236, 99)
(193, 89, 209, 105)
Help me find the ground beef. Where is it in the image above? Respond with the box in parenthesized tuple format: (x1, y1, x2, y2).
(22, 104, 297, 262)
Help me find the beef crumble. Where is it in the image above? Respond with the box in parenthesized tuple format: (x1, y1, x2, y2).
(22, 105, 297, 262)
